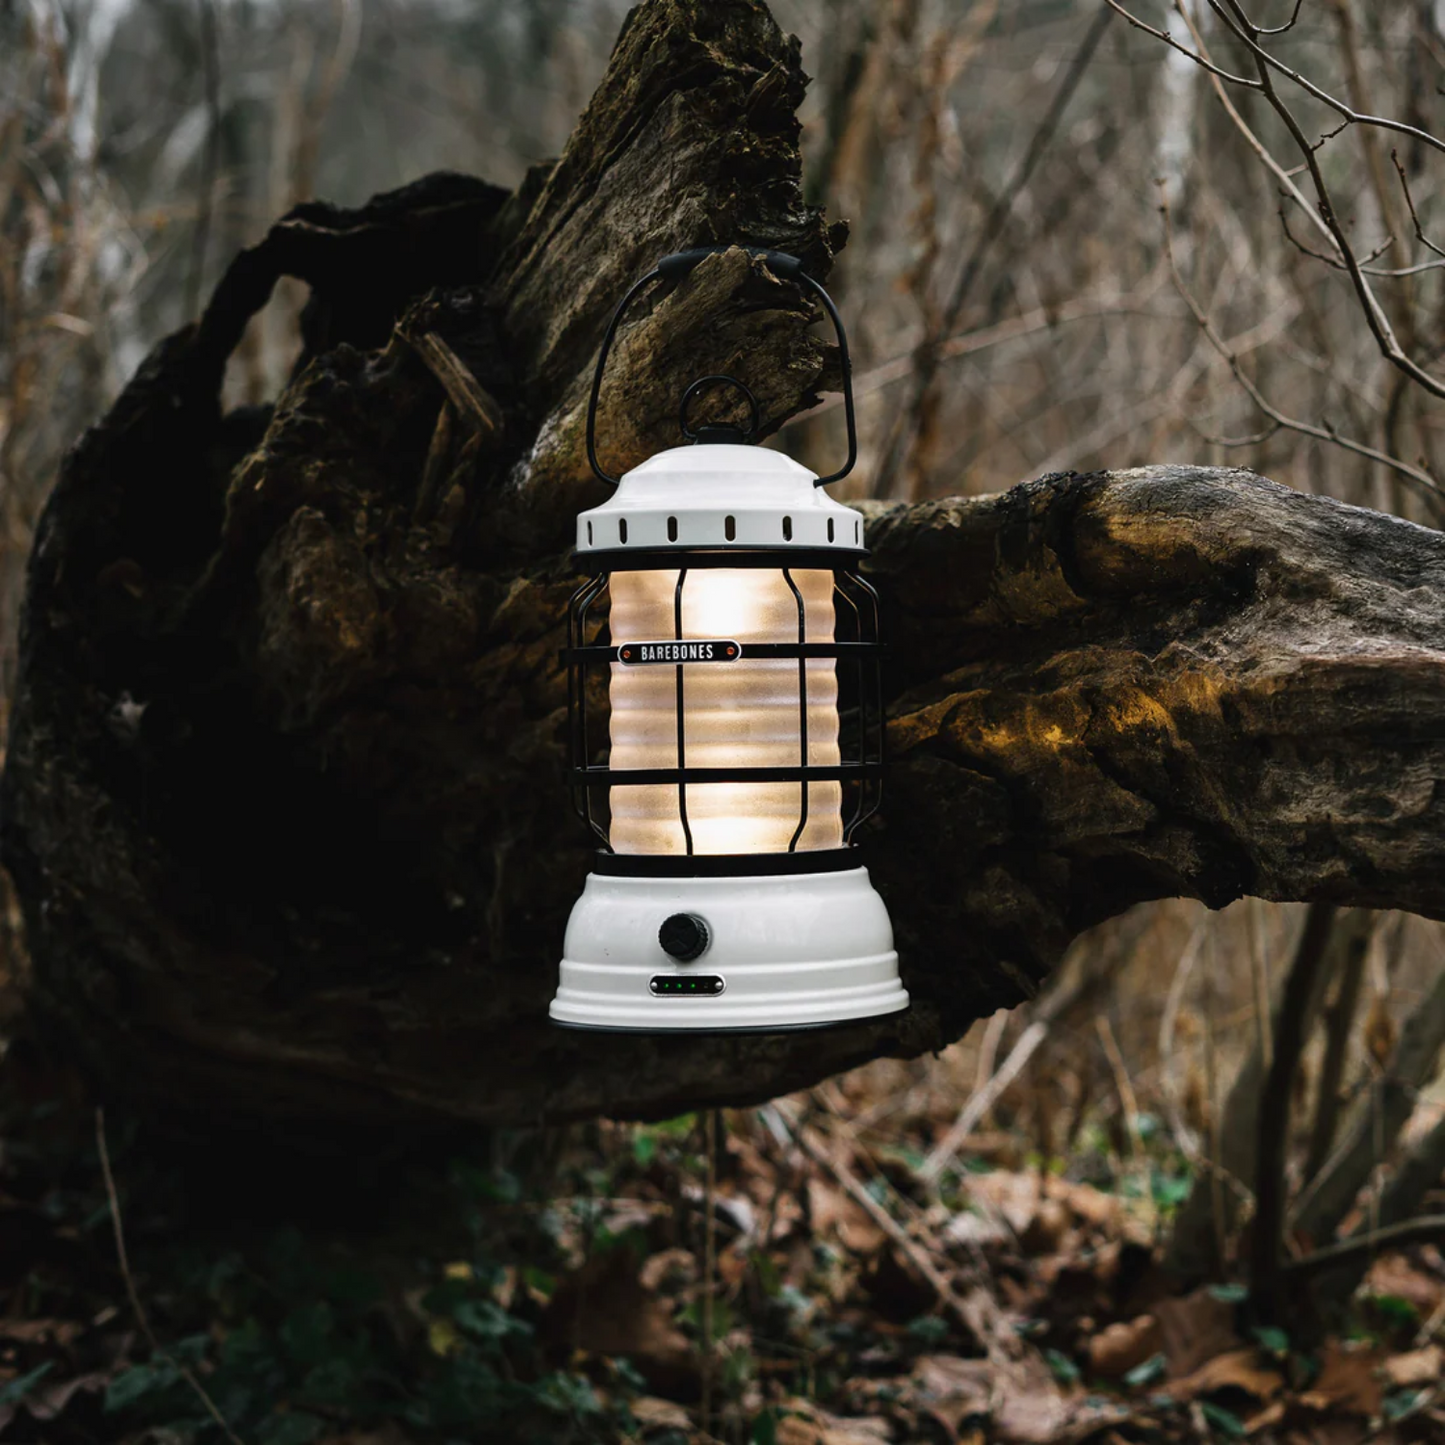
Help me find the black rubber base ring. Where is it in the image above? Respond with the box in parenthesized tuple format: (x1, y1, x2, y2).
(549, 1007, 910, 1037)
(592, 847, 863, 878)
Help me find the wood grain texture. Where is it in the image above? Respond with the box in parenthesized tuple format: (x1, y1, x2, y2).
(4, 0, 1444, 1139)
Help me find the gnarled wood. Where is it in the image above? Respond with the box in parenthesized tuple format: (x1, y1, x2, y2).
(4, 0, 1445, 1139)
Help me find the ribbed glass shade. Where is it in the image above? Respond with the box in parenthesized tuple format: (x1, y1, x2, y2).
(608, 568, 842, 855)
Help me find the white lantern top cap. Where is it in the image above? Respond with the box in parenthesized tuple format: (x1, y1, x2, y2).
(576, 444, 866, 556)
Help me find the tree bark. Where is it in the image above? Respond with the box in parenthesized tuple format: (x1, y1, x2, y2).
(5, 0, 1445, 1140)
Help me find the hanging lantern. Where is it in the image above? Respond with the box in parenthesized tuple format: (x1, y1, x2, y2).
(550, 247, 908, 1032)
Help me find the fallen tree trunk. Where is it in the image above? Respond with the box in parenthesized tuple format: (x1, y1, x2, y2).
(4, 0, 1445, 1139)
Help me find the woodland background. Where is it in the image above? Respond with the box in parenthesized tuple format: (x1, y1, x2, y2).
(3, 0, 1445, 1442)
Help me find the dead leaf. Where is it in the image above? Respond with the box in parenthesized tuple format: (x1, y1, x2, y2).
(965, 1170, 1040, 1236)
(911, 1354, 992, 1433)
(944, 1210, 1011, 1250)
(1299, 1342, 1384, 1417)
(630, 1395, 692, 1429)
(774, 1399, 893, 1445)
(1153, 1287, 1241, 1378)
(1088, 1314, 1162, 1378)
(808, 1177, 887, 1254)
(1050, 1180, 1121, 1232)
(0, 1318, 83, 1347)
(0, 1370, 108, 1428)
(638, 1247, 695, 1293)
(910, 1354, 1128, 1445)
(1382, 1344, 1441, 1389)
(1242, 1400, 1285, 1434)
(1168, 1348, 1284, 1404)
(1365, 1253, 1445, 1316)
(539, 1247, 692, 1392)
(1019, 1197, 1071, 1256)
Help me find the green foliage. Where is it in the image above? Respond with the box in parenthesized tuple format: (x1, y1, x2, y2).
(1198, 1399, 1247, 1438)
(84, 1154, 636, 1445)
(0, 1361, 55, 1408)
(1044, 1348, 1081, 1385)
(905, 1314, 950, 1346)
(1250, 1324, 1290, 1357)
(1122, 1353, 1167, 1388)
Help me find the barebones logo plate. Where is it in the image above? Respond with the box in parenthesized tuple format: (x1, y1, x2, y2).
(618, 640, 742, 665)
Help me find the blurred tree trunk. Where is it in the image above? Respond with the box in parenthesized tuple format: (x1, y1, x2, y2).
(5, 0, 1445, 1141)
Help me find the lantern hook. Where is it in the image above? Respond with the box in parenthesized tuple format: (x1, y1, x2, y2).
(678, 374, 760, 444)
(585, 246, 858, 489)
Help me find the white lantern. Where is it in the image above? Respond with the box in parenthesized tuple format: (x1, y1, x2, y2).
(550, 249, 907, 1032)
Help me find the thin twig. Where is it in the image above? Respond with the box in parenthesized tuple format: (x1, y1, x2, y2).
(1281, 1214, 1445, 1277)
(771, 1104, 1020, 1368)
(875, 0, 1114, 498)
(1170, 0, 1336, 254)
(96, 1109, 247, 1445)
(1204, 0, 1445, 157)
(1160, 193, 1444, 512)
(1213, 0, 1445, 401)
(1103, 0, 1260, 86)
(922, 1018, 1049, 1182)
(1096, 1014, 1142, 1158)
(699, 1107, 717, 1434)
(1391, 150, 1445, 261)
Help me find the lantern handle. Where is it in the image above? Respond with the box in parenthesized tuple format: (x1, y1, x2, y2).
(584, 247, 858, 489)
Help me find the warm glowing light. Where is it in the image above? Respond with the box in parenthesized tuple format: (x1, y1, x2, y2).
(608, 569, 842, 854)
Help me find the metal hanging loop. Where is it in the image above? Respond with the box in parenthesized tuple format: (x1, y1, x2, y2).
(678, 374, 760, 442)
(584, 246, 859, 488)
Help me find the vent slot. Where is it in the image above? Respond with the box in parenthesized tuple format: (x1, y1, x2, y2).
(619, 518, 628, 544)
(725, 515, 736, 541)
(827, 518, 835, 543)
(667, 515, 678, 542)
(782, 515, 793, 541)
(855, 519, 860, 544)
(587, 520, 593, 545)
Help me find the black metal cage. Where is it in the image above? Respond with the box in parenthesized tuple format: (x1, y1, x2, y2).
(564, 548, 884, 871)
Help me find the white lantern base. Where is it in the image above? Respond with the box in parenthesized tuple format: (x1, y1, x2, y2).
(550, 863, 907, 1032)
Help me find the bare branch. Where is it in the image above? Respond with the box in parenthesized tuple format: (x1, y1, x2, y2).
(1171, 1, 1338, 254)
(1253, 0, 1306, 36)
(1281, 1214, 1445, 1277)
(1104, 0, 1261, 85)
(1391, 150, 1445, 261)
(1161, 195, 1445, 512)
(1207, 0, 1445, 157)
(1277, 207, 1434, 278)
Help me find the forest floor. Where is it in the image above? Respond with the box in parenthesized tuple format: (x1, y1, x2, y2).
(0, 1023, 1443, 1445)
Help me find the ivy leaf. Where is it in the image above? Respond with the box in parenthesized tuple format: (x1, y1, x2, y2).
(1044, 1348, 1080, 1385)
(1208, 1283, 1249, 1304)
(103, 1361, 182, 1413)
(1199, 1399, 1247, 1438)
(0, 1361, 56, 1408)
(1123, 1352, 1167, 1388)
(1251, 1324, 1289, 1357)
